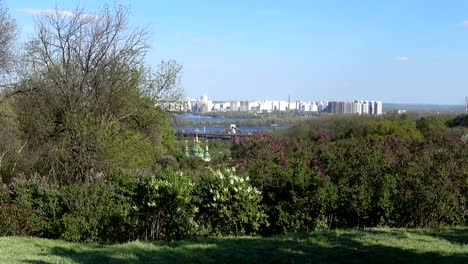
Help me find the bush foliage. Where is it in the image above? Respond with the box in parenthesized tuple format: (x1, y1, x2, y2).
(0, 168, 265, 243)
(1, 114, 468, 242)
(232, 130, 468, 233)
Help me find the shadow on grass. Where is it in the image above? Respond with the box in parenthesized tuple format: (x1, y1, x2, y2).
(30, 229, 468, 264)
(415, 228, 468, 246)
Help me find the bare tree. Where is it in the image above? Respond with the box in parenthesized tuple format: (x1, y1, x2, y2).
(0, 1, 22, 182)
(0, 0, 19, 104)
(18, 5, 149, 117)
(0, 0, 17, 74)
(144, 60, 184, 103)
(13, 5, 183, 183)
(17, 4, 183, 117)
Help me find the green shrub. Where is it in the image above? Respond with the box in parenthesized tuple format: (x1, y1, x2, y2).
(60, 178, 133, 243)
(2, 175, 63, 238)
(446, 114, 468, 128)
(0, 202, 42, 236)
(395, 140, 468, 227)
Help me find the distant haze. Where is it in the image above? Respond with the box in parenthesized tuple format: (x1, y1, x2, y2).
(383, 103, 465, 113)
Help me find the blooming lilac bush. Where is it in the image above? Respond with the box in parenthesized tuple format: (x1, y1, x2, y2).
(134, 170, 198, 240)
(232, 131, 468, 233)
(194, 167, 267, 236)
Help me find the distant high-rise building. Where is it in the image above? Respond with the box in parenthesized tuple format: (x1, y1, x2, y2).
(368, 101, 375, 115)
(352, 101, 362, 115)
(374, 101, 383, 115)
(344, 102, 353, 114)
(311, 102, 318, 112)
(361, 101, 369, 114)
(326, 100, 382, 115)
(230, 100, 240, 112)
(239, 101, 249, 112)
(328, 101, 337, 114)
(465, 96, 468, 114)
(317, 101, 326, 112)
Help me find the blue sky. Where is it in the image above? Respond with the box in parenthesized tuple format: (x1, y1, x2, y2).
(4, 0, 468, 104)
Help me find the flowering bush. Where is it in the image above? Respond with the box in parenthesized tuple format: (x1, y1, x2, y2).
(0, 168, 265, 241)
(195, 168, 266, 235)
(134, 170, 198, 240)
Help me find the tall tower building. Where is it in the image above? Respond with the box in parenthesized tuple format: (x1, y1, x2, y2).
(374, 101, 383, 115)
(465, 96, 468, 114)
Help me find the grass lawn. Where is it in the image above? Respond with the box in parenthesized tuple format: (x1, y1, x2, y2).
(1, 228, 468, 263)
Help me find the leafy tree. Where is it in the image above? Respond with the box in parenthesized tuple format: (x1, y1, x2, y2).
(446, 114, 468, 128)
(12, 5, 183, 183)
(363, 118, 423, 141)
(416, 116, 448, 138)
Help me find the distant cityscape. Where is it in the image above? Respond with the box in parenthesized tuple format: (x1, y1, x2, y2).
(178, 96, 384, 116)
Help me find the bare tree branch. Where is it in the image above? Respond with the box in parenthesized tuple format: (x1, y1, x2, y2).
(0, 0, 18, 75)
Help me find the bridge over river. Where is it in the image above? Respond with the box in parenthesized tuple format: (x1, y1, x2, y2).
(174, 122, 291, 140)
(179, 131, 252, 140)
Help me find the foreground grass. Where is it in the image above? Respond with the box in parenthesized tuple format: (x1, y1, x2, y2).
(1, 228, 468, 263)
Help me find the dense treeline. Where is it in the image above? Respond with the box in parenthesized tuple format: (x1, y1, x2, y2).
(276, 113, 468, 141)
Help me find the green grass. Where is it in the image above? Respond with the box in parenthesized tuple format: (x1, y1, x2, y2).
(1, 228, 468, 263)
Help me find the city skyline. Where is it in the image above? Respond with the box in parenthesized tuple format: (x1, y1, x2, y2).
(186, 94, 464, 106)
(183, 95, 383, 115)
(4, 0, 468, 104)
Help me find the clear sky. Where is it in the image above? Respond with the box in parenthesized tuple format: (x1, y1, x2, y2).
(4, 0, 468, 104)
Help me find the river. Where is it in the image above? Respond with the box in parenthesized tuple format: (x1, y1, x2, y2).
(173, 114, 291, 133)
